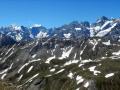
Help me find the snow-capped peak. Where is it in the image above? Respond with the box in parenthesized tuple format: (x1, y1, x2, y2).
(36, 31, 48, 38)
(30, 24, 42, 28)
(10, 24, 21, 31)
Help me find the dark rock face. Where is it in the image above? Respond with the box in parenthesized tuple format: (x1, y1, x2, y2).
(0, 34, 16, 47)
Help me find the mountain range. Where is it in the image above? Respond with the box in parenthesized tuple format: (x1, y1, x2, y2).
(0, 16, 120, 90)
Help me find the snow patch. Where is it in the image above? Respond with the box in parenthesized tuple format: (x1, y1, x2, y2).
(64, 60, 79, 66)
(59, 47, 73, 59)
(36, 31, 48, 38)
(1, 73, 7, 79)
(27, 66, 34, 73)
(76, 88, 80, 90)
(5, 45, 15, 55)
(89, 28, 94, 37)
(45, 55, 55, 64)
(18, 59, 41, 73)
(64, 33, 71, 39)
(30, 59, 41, 63)
(18, 63, 29, 73)
(92, 40, 98, 51)
(26, 73, 39, 83)
(15, 33, 22, 41)
(105, 73, 114, 78)
(75, 28, 82, 31)
(76, 75, 84, 84)
(55, 69, 64, 74)
(80, 45, 87, 55)
(102, 40, 111, 45)
(74, 53, 77, 59)
(84, 82, 89, 88)
(2, 51, 14, 63)
(67, 72, 73, 79)
(0, 63, 13, 74)
(80, 45, 87, 60)
(32, 54, 37, 58)
(88, 66, 101, 75)
(94, 26, 101, 31)
(78, 64, 84, 67)
(50, 68, 55, 72)
(81, 59, 92, 64)
(29, 34, 34, 38)
(17, 75, 23, 81)
(112, 50, 120, 56)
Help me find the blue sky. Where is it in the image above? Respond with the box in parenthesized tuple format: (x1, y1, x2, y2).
(0, 0, 119, 28)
